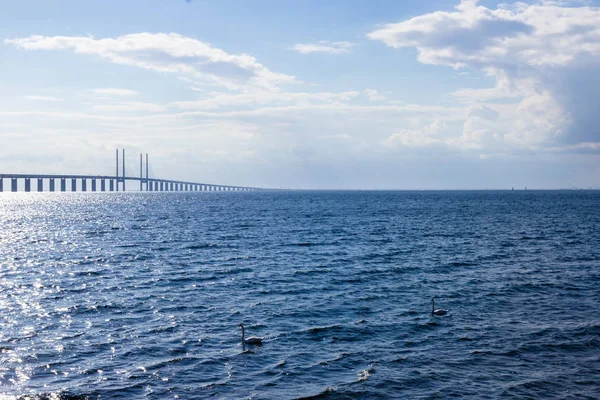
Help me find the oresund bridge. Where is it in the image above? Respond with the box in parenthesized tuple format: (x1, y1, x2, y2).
(0, 149, 260, 193)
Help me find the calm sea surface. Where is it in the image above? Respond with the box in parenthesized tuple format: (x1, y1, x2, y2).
(0, 191, 599, 399)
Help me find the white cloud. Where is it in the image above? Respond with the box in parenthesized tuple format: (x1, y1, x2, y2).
(364, 89, 387, 101)
(6, 33, 295, 90)
(92, 88, 137, 96)
(92, 101, 167, 112)
(466, 104, 499, 120)
(25, 95, 63, 101)
(368, 0, 600, 146)
(173, 90, 360, 110)
(383, 120, 448, 148)
(291, 41, 355, 54)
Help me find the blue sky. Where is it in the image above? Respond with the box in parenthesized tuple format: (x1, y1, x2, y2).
(1, 0, 599, 189)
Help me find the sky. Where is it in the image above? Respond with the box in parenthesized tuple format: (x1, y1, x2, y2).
(1, 0, 599, 189)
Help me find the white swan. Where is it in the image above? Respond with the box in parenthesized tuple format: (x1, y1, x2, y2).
(431, 298, 448, 316)
(239, 323, 264, 345)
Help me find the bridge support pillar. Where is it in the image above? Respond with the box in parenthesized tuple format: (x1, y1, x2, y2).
(25, 178, 31, 192)
(91, 179, 96, 192)
(109, 179, 114, 191)
(71, 178, 76, 191)
(60, 178, 66, 192)
(11, 178, 17, 192)
(37, 178, 43, 192)
(0, 178, 3, 192)
(148, 180, 152, 192)
(49, 178, 55, 192)
(82, 179, 87, 192)
(101, 179, 105, 192)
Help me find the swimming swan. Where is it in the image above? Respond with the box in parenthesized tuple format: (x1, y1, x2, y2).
(431, 298, 448, 316)
(238, 323, 264, 345)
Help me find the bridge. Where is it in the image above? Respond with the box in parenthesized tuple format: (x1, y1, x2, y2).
(0, 149, 260, 193)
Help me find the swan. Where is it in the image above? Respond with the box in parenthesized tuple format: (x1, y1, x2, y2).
(431, 298, 448, 316)
(238, 323, 264, 345)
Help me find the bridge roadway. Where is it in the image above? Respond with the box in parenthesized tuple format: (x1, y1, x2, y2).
(0, 174, 259, 192)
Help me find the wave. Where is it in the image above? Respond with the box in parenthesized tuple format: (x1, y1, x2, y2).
(294, 386, 336, 399)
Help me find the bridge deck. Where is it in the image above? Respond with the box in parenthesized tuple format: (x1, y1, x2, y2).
(0, 174, 259, 191)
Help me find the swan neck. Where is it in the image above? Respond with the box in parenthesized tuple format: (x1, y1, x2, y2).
(241, 325, 245, 341)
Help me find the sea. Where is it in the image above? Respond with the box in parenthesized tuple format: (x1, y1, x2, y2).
(0, 190, 599, 399)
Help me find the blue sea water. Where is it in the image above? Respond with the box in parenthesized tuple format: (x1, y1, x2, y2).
(0, 190, 599, 399)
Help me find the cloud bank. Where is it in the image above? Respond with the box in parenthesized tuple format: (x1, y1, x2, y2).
(6, 33, 295, 91)
(92, 88, 137, 96)
(291, 41, 355, 54)
(368, 0, 600, 148)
